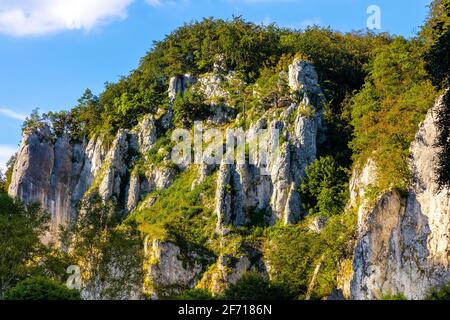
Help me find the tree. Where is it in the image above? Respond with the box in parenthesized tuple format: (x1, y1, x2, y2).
(223, 271, 289, 300)
(173, 90, 211, 127)
(422, 1, 450, 190)
(5, 276, 80, 300)
(0, 171, 5, 193)
(22, 108, 43, 132)
(3, 154, 17, 193)
(65, 194, 144, 300)
(434, 89, 450, 190)
(0, 194, 49, 299)
(424, 0, 450, 89)
(427, 283, 450, 300)
(264, 226, 319, 299)
(299, 156, 348, 217)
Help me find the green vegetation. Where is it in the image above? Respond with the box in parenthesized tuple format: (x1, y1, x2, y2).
(170, 288, 215, 300)
(0, 194, 49, 299)
(423, 0, 450, 190)
(173, 90, 211, 127)
(349, 37, 437, 193)
(427, 283, 450, 300)
(5, 276, 80, 300)
(300, 157, 349, 217)
(263, 212, 356, 299)
(64, 194, 144, 300)
(130, 167, 218, 256)
(0, 194, 75, 300)
(222, 271, 290, 300)
(381, 292, 407, 300)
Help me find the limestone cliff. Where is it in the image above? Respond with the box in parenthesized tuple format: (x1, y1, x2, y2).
(6, 57, 326, 297)
(349, 90, 450, 300)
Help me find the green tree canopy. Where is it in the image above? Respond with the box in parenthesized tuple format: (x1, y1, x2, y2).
(5, 276, 80, 300)
(0, 194, 49, 299)
(300, 156, 348, 217)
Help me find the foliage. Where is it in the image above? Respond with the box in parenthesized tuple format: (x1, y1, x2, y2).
(22, 108, 44, 132)
(3, 154, 17, 193)
(381, 292, 407, 300)
(349, 37, 437, 193)
(130, 167, 218, 256)
(222, 271, 290, 300)
(0, 171, 5, 193)
(171, 288, 215, 300)
(434, 89, 450, 190)
(263, 225, 318, 299)
(300, 157, 349, 217)
(65, 194, 144, 300)
(251, 67, 290, 111)
(173, 90, 211, 127)
(427, 283, 450, 300)
(264, 212, 356, 299)
(5, 276, 80, 300)
(0, 194, 49, 299)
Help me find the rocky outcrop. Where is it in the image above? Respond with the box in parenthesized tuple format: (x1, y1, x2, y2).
(168, 74, 196, 102)
(126, 164, 176, 212)
(98, 129, 135, 203)
(8, 126, 108, 232)
(197, 254, 252, 295)
(349, 92, 450, 300)
(9, 113, 160, 230)
(215, 58, 324, 230)
(132, 115, 157, 156)
(144, 238, 209, 298)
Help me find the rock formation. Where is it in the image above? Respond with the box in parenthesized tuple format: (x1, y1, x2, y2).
(349, 91, 450, 300)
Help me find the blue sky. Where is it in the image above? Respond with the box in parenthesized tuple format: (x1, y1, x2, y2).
(0, 0, 432, 171)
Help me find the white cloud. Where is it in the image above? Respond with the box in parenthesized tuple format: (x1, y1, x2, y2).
(226, 0, 298, 4)
(145, 0, 189, 8)
(0, 145, 17, 174)
(0, 0, 134, 36)
(0, 107, 27, 121)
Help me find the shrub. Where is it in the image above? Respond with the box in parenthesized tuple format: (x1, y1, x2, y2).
(222, 271, 289, 300)
(381, 292, 407, 300)
(171, 289, 214, 300)
(5, 276, 80, 300)
(300, 156, 349, 217)
(427, 283, 450, 300)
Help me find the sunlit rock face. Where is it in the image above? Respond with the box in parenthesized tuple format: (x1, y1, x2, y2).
(215, 58, 324, 232)
(350, 91, 450, 300)
(8, 114, 159, 231)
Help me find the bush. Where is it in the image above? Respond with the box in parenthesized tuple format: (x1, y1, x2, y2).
(5, 276, 80, 300)
(300, 156, 348, 217)
(381, 292, 407, 300)
(171, 289, 214, 300)
(349, 37, 437, 193)
(173, 90, 211, 127)
(427, 283, 450, 300)
(222, 271, 289, 300)
(0, 194, 49, 298)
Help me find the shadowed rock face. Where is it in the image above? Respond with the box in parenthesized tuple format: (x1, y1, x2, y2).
(8, 126, 96, 233)
(349, 91, 450, 300)
(8, 116, 157, 232)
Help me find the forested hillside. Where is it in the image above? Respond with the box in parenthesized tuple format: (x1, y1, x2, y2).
(1, 0, 449, 301)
